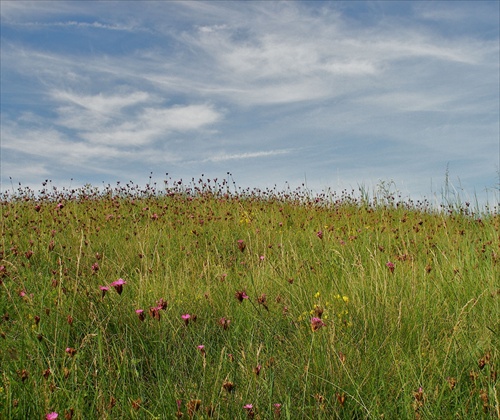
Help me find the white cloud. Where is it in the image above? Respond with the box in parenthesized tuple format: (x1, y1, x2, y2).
(202, 149, 292, 163)
(51, 90, 152, 114)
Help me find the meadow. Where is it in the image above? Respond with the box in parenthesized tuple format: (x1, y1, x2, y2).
(1, 176, 498, 419)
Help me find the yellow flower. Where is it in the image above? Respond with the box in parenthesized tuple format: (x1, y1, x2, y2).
(342, 296, 349, 303)
(314, 291, 321, 299)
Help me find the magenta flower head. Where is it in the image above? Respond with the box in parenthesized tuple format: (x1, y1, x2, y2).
(317, 230, 323, 240)
(110, 278, 126, 295)
(235, 290, 249, 302)
(99, 286, 109, 298)
(181, 313, 191, 325)
(386, 261, 395, 273)
(65, 347, 77, 357)
(237, 239, 246, 252)
(310, 317, 326, 332)
(46, 412, 58, 420)
(219, 317, 231, 330)
(197, 345, 206, 357)
(135, 309, 145, 322)
(243, 404, 255, 417)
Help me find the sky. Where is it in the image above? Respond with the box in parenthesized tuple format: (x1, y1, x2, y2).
(1, 1, 499, 206)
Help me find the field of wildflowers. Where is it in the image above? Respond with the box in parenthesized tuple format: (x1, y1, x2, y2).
(1, 177, 498, 419)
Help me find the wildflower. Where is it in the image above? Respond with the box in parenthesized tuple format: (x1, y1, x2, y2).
(253, 364, 262, 376)
(91, 262, 99, 273)
(235, 290, 249, 302)
(156, 298, 168, 310)
(149, 306, 161, 320)
(274, 403, 282, 417)
(110, 278, 126, 295)
(310, 317, 326, 331)
(243, 404, 255, 418)
(218, 317, 231, 330)
(18, 369, 28, 382)
(237, 239, 246, 252)
(197, 345, 206, 357)
(46, 413, 58, 420)
(386, 261, 395, 273)
(222, 381, 235, 392)
(175, 399, 183, 418)
(99, 286, 109, 298)
(25, 250, 34, 259)
(317, 230, 323, 239)
(259, 255, 265, 261)
(181, 313, 191, 325)
(56, 203, 64, 210)
(135, 309, 145, 322)
(257, 294, 268, 311)
(65, 347, 77, 357)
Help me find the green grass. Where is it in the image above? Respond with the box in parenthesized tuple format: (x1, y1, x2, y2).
(1, 179, 498, 419)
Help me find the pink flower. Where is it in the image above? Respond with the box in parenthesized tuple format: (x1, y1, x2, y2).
(386, 261, 395, 273)
(99, 286, 109, 298)
(310, 317, 326, 331)
(46, 413, 58, 420)
(219, 317, 231, 330)
(65, 347, 77, 357)
(317, 230, 323, 239)
(197, 345, 206, 357)
(243, 404, 253, 410)
(149, 306, 161, 320)
(110, 278, 126, 295)
(259, 255, 265, 261)
(182, 313, 191, 325)
(135, 309, 145, 322)
(237, 239, 246, 252)
(235, 290, 249, 302)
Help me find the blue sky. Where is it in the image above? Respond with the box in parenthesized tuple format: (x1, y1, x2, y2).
(1, 1, 499, 205)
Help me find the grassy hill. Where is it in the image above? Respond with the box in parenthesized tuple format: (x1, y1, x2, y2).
(1, 179, 498, 419)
